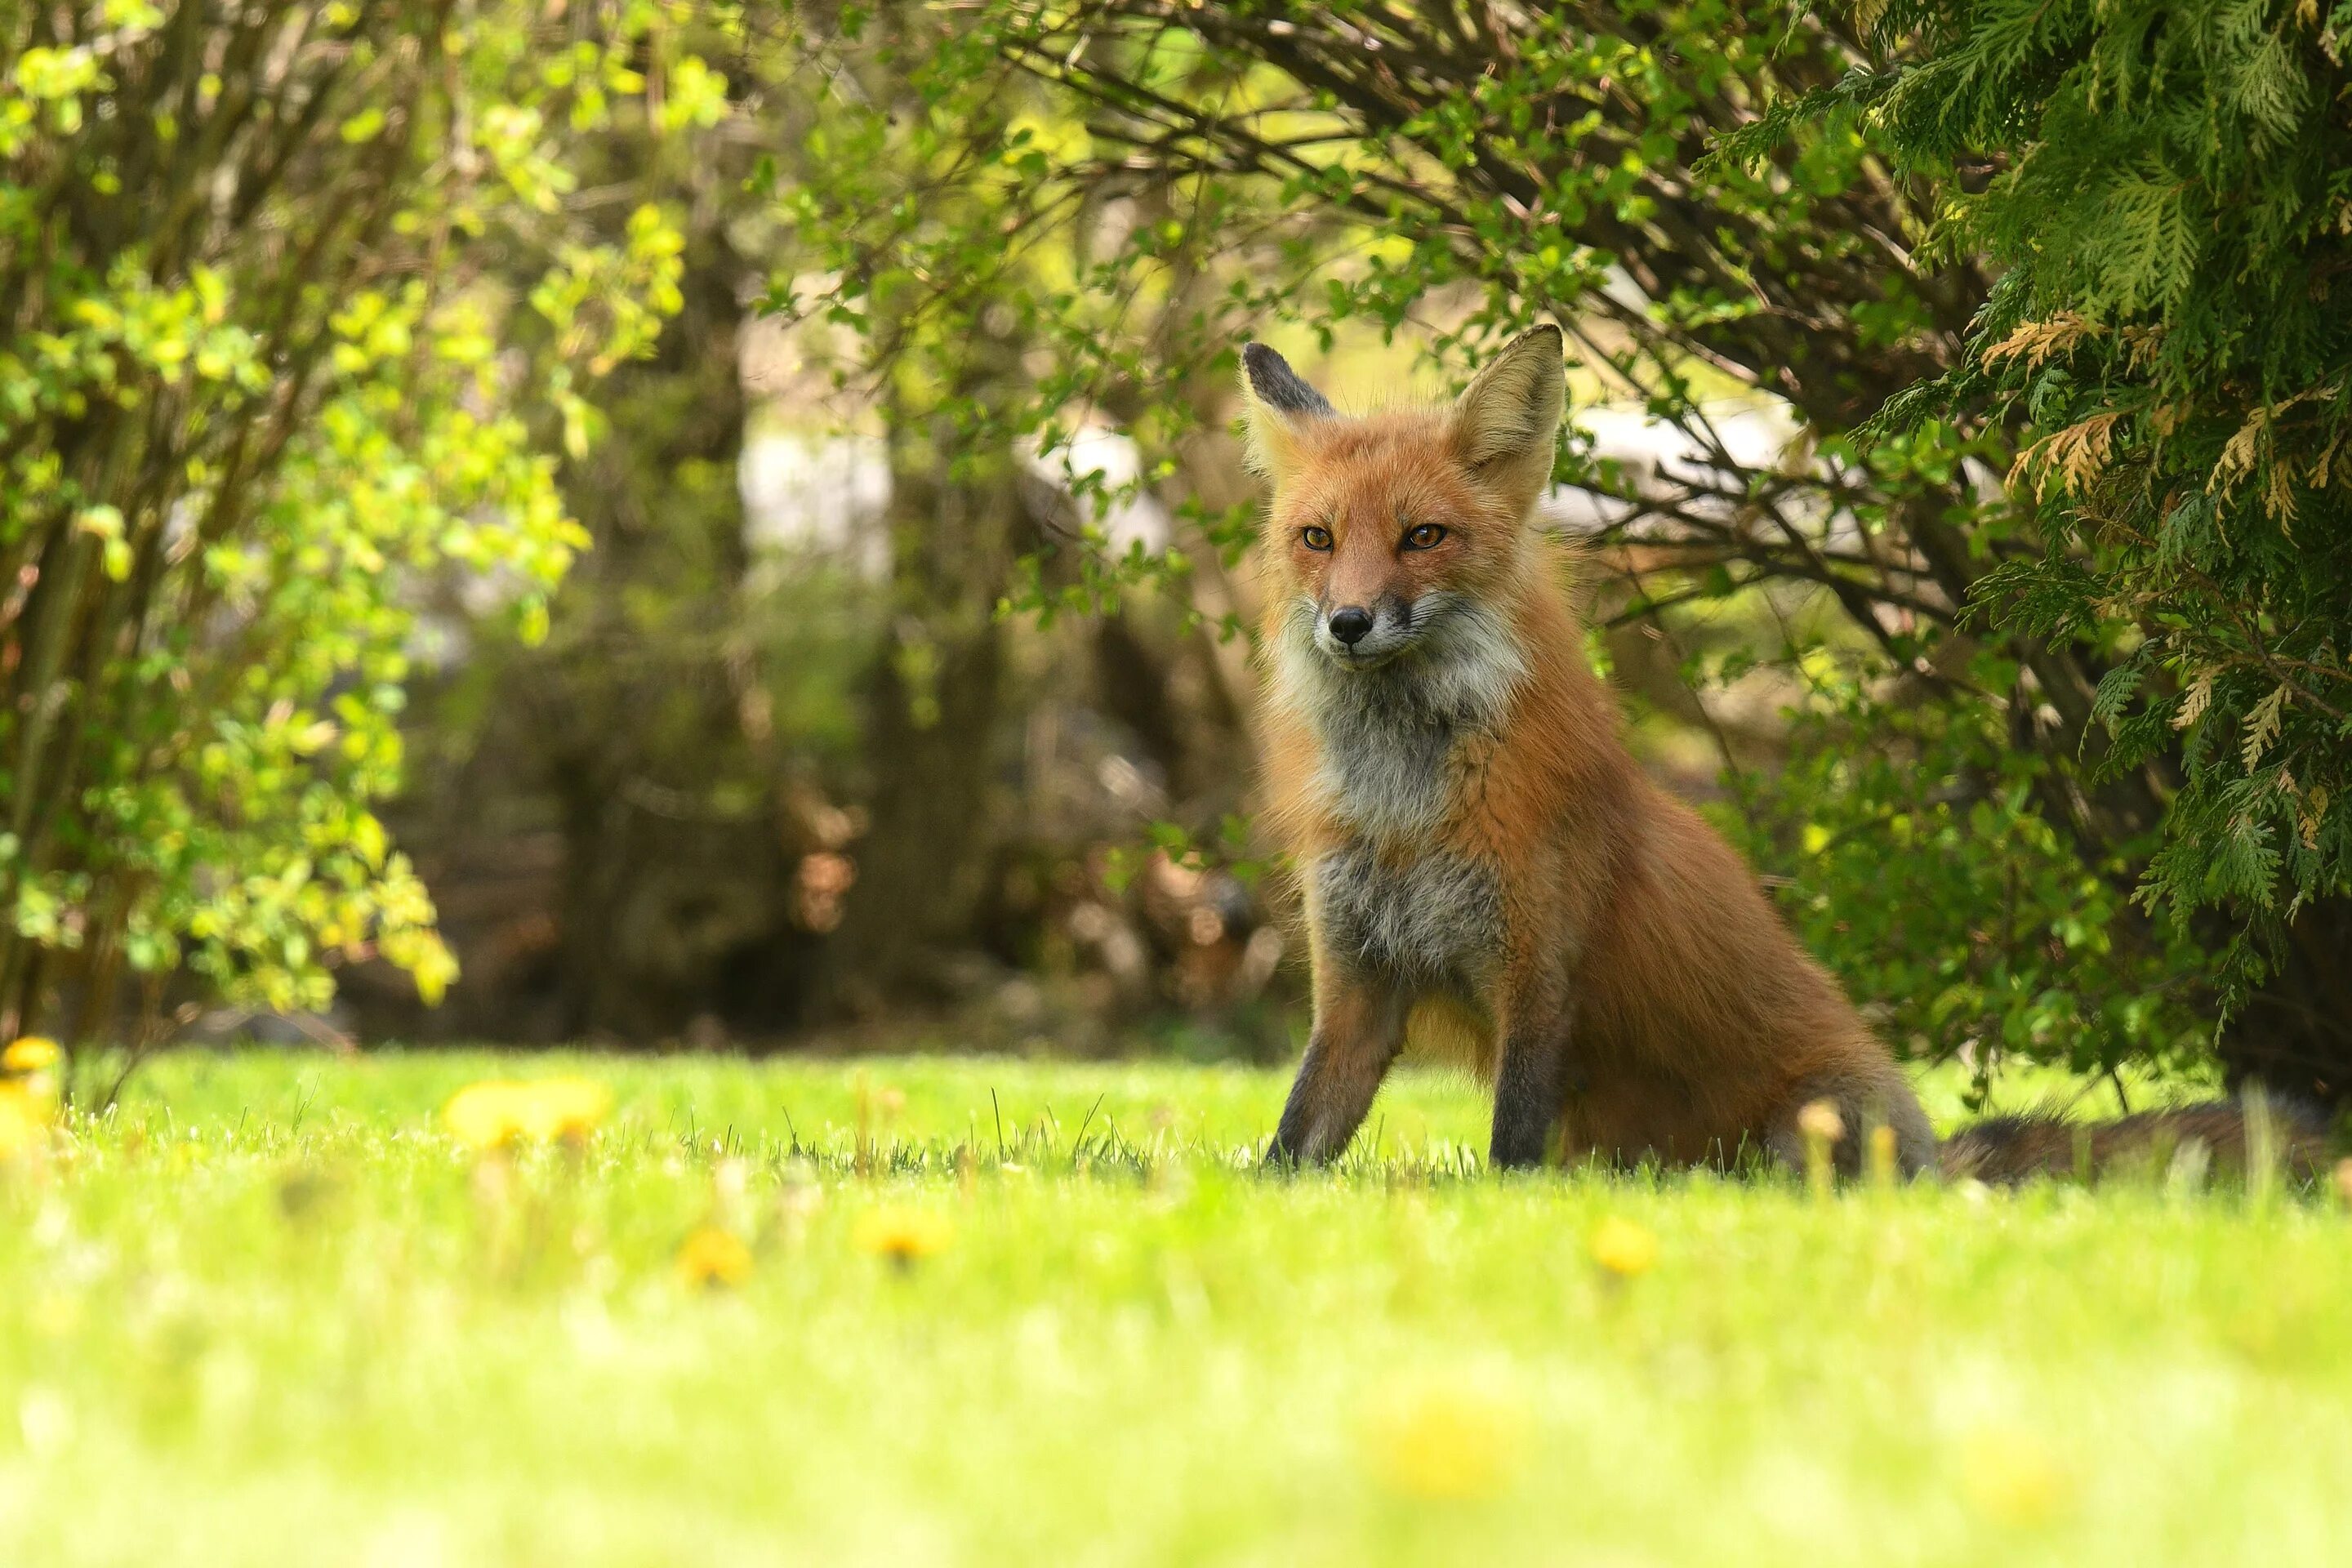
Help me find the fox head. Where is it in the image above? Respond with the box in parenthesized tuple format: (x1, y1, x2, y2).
(1241, 326, 1565, 671)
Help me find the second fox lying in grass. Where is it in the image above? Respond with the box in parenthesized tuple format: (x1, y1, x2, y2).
(1244, 325, 1940, 1175)
(1244, 329, 2332, 1180)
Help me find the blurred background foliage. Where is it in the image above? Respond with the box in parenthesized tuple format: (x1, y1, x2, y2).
(3, 0, 2345, 1110)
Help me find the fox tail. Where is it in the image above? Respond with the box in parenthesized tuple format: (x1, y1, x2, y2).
(1939, 1096, 2333, 1185)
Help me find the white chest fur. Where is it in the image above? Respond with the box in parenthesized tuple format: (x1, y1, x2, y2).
(1270, 591, 1526, 841)
(1312, 843, 1502, 988)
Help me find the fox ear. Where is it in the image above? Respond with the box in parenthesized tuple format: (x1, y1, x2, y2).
(1238, 342, 1333, 482)
(1451, 324, 1565, 500)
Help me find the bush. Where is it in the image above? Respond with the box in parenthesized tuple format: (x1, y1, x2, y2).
(0, 2, 711, 1056)
(1849, 0, 2352, 1091)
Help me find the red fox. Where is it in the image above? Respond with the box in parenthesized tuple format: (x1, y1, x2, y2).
(1243, 326, 1935, 1174)
(1240, 327, 2327, 1181)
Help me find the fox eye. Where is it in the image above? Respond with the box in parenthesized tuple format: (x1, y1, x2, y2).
(1401, 523, 1447, 550)
(1301, 525, 1334, 551)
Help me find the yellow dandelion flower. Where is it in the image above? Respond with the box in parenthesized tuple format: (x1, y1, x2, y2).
(1588, 1215, 1659, 1279)
(1360, 1379, 1526, 1501)
(1867, 1123, 1900, 1187)
(853, 1205, 954, 1265)
(1959, 1426, 2074, 1527)
(0, 1076, 56, 1160)
(443, 1081, 528, 1149)
(3, 1036, 60, 1074)
(512, 1077, 610, 1143)
(441, 1078, 611, 1151)
(675, 1227, 754, 1289)
(1797, 1098, 1845, 1197)
(0, 1036, 60, 1160)
(1796, 1098, 1846, 1145)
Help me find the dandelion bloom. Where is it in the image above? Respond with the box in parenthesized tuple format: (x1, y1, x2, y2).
(1588, 1216, 1659, 1278)
(1360, 1379, 1525, 1500)
(442, 1078, 611, 1151)
(0, 1041, 61, 1160)
(0, 1082, 49, 1160)
(675, 1227, 754, 1289)
(1796, 1099, 1845, 1146)
(1960, 1426, 2074, 1526)
(3, 1037, 59, 1075)
(853, 1206, 953, 1265)
(1867, 1123, 1900, 1185)
(1797, 1099, 1845, 1197)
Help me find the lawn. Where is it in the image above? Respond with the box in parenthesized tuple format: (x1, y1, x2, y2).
(2, 1049, 2348, 1567)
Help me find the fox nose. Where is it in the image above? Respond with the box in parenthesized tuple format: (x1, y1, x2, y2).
(1328, 606, 1374, 646)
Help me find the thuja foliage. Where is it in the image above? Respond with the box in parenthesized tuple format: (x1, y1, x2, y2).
(1849, 0, 2352, 1004)
(0, 2, 719, 1054)
(1731, 660, 2207, 1080)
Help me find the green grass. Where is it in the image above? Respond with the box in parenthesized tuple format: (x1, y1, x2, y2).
(3, 1049, 2348, 1566)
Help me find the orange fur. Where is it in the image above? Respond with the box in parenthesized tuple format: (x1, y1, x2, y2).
(1244, 330, 1936, 1173)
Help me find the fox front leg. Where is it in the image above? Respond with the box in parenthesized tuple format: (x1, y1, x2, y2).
(1267, 969, 1408, 1165)
(1488, 963, 1576, 1170)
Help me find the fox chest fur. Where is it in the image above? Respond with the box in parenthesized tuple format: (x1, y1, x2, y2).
(1278, 602, 1521, 991)
(1311, 842, 1501, 991)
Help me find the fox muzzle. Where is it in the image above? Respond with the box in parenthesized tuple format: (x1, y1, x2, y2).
(1313, 595, 1423, 666)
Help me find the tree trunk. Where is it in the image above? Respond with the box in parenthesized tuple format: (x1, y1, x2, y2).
(822, 412, 1022, 1018)
(2219, 898, 2352, 1111)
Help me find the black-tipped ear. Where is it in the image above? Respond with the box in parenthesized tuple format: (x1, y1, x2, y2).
(1238, 342, 1334, 481)
(1241, 343, 1334, 418)
(1452, 324, 1566, 476)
